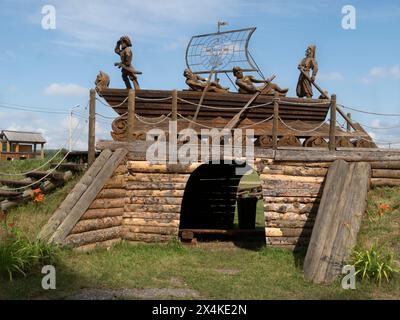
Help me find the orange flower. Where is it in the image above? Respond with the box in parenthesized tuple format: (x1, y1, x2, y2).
(33, 189, 45, 203)
(378, 203, 391, 216)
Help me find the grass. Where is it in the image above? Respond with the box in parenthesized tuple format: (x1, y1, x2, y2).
(0, 151, 65, 181)
(0, 160, 399, 300)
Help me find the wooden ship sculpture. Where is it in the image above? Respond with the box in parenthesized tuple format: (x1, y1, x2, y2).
(41, 27, 400, 285)
(96, 28, 376, 149)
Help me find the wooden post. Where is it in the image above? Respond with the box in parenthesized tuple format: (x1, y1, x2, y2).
(88, 89, 96, 166)
(40, 143, 44, 160)
(272, 94, 280, 150)
(33, 144, 37, 159)
(127, 90, 136, 142)
(6, 141, 10, 153)
(329, 94, 337, 151)
(346, 113, 352, 132)
(15, 143, 20, 153)
(171, 90, 177, 121)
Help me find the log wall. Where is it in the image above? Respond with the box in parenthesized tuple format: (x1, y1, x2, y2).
(59, 151, 400, 251)
(123, 161, 195, 243)
(258, 161, 326, 250)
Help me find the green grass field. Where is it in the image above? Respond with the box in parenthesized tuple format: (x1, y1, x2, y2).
(0, 160, 399, 300)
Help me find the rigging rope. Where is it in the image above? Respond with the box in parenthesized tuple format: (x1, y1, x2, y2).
(0, 119, 84, 177)
(135, 113, 172, 125)
(338, 104, 400, 117)
(278, 116, 328, 133)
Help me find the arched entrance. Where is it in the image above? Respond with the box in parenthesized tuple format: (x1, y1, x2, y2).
(179, 162, 265, 246)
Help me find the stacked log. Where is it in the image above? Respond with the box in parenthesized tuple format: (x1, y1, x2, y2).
(64, 162, 127, 248)
(122, 161, 195, 243)
(260, 162, 327, 250)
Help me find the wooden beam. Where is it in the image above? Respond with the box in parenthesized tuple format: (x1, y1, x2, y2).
(346, 113, 351, 132)
(88, 89, 96, 166)
(336, 105, 357, 131)
(329, 94, 336, 151)
(49, 148, 128, 245)
(303, 161, 371, 284)
(272, 94, 279, 150)
(39, 149, 113, 241)
(171, 90, 178, 122)
(40, 143, 44, 160)
(127, 89, 135, 142)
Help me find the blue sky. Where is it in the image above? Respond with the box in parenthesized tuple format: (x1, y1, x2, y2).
(0, 0, 399, 149)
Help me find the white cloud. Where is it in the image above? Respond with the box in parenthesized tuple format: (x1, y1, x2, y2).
(44, 83, 88, 96)
(361, 65, 400, 83)
(390, 65, 400, 78)
(318, 72, 344, 81)
(44, 0, 240, 51)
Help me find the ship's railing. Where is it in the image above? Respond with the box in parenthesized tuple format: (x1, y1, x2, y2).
(89, 89, 400, 162)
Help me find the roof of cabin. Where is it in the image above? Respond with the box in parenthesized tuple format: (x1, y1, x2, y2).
(0, 130, 46, 144)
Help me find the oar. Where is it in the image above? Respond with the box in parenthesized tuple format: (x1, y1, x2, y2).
(300, 69, 357, 130)
(189, 70, 215, 129)
(299, 69, 328, 99)
(224, 75, 276, 131)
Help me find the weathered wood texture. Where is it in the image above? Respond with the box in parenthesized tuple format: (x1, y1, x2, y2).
(303, 160, 371, 284)
(45, 148, 128, 244)
(123, 164, 191, 243)
(261, 160, 326, 248)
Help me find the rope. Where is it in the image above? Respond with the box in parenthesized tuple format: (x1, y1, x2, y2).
(354, 122, 400, 130)
(1, 152, 71, 191)
(95, 112, 119, 120)
(278, 116, 328, 133)
(0, 119, 84, 177)
(241, 115, 274, 128)
(177, 113, 218, 129)
(135, 113, 171, 125)
(0, 148, 64, 176)
(135, 96, 172, 102)
(0, 122, 85, 191)
(96, 96, 128, 108)
(338, 104, 400, 117)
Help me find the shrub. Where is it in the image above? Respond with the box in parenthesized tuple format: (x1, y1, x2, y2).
(352, 245, 399, 284)
(0, 224, 59, 281)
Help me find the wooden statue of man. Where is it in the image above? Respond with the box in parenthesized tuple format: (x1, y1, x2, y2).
(232, 67, 288, 96)
(296, 45, 318, 98)
(183, 68, 229, 93)
(114, 35, 140, 90)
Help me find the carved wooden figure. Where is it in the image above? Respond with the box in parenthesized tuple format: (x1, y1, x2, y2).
(232, 66, 288, 96)
(114, 36, 140, 90)
(296, 45, 319, 98)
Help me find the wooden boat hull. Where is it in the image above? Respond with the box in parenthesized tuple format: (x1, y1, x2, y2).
(100, 89, 330, 122)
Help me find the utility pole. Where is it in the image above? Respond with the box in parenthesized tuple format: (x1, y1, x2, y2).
(69, 105, 80, 152)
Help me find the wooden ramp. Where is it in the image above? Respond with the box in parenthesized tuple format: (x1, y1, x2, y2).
(39, 148, 127, 244)
(303, 160, 371, 284)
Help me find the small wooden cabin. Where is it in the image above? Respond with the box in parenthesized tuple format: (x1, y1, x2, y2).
(0, 130, 46, 160)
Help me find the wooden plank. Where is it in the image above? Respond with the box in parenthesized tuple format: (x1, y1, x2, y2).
(49, 148, 128, 244)
(372, 169, 400, 179)
(0, 178, 36, 188)
(371, 178, 400, 187)
(303, 160, 371, 284)
(81, 207, 124, 220)
(64, 226, 122, 247)
(71, 217, 122, 234)
(38, 149, 113, 240)
(275, 149, 400, 162)
(324, 162, 371, 282)
(303, 160, 350, 283)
